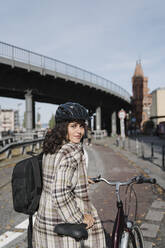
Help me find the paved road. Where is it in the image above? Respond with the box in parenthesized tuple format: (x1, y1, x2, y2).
(0, 140, 165, 247)
(92, 136, 165, 248)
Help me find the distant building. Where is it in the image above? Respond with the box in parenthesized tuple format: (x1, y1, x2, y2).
(150, 88, 165, 125)
(0, 109, 19, 132)
(132, 60, 152, 129)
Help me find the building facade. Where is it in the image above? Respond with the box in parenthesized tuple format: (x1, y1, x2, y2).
(132, 60, 152, 129)
(150, 88, 165, 125)
(0, 109, 19, 132)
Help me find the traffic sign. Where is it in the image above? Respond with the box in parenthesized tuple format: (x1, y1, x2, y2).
(118, 109, 126, 119)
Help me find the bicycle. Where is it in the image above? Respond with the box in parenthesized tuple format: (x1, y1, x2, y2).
(54, 175, 156, 248)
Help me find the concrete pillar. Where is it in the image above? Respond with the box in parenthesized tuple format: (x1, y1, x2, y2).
(25, 90, 33, 132)
(111, 111, 117, 136)
(96, 106, 101, 130)
(32, 99, 35, 129)
(87, 110, 92, 129)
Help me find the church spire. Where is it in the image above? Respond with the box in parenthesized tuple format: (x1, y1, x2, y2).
(133, 60, 144, 77)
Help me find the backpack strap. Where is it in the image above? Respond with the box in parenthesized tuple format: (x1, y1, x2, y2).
(27, 155, 43, 248)
(28, 215, 33, 248)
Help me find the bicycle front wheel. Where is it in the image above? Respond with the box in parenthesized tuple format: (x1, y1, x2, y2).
(120, 231, 135, 248)
(120, 226, 144, 248)
(132, 225, 144, 248)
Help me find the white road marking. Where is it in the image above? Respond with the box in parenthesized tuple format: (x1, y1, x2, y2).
(15, 218, 29, 229)
(0, 216, 36, 248)
(0, 231, 23, 248)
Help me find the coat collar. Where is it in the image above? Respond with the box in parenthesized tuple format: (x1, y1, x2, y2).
(62, 141, 83, 152)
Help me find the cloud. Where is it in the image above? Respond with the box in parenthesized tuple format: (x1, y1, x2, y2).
(1, 0, 165, 119)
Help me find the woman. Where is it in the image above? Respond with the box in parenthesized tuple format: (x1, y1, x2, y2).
(33, 102, 106, 247)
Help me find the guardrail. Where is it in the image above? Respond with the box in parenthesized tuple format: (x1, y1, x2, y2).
(0, 41, 131, 103)
(0, 136, 16, 147)
(0, 132, 45, 147)
(93, 130, 108, 139)
(116, 137, 165, 171)
(0, 138, 44, 160)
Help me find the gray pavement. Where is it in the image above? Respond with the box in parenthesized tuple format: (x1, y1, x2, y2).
(92, 135, 165, 248)
(0, 137, 165, 247)
(95, 135, 165, 190)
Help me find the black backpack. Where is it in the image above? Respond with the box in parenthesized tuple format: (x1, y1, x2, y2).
(11, 152, 43, 248)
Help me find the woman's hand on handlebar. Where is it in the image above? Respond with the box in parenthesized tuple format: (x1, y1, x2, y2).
(83, 213, 95, 229)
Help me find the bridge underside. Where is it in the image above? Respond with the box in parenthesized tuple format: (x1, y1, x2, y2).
(0, 62, 131, 134)
(0, 63, 130, 111)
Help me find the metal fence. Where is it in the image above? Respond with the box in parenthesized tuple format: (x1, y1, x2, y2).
(0, 138, 44, 160)
(0, 132, 45, 148)
(116, 137, 165, 171)
(93, 130, 108, 139)
(0, 41, 131, 103)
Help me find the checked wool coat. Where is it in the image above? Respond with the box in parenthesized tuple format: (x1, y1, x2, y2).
(33, 142, 106, 248)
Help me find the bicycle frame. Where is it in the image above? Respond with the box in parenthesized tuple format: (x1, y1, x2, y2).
(111, 201, 125, 248)
(55, 175, 155, 248)
(111, 200, 137, 248)
(91, 175, 155, 248)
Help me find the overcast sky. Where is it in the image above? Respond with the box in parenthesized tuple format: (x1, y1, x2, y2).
(0, 0, 165, 124)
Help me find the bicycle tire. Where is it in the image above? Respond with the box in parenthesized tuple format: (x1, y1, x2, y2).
(127, 237, 135, 248)
(120, 231, 135, 248)
(132, 225, 144, 248)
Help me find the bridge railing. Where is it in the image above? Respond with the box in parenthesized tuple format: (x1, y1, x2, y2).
(0, 41, 131, 103)
(0, 138, 44, 160)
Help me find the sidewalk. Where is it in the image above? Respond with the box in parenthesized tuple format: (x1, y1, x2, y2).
(93, 136, 165, 190)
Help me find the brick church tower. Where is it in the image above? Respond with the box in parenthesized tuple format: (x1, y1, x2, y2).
(132, 60, 152, 129)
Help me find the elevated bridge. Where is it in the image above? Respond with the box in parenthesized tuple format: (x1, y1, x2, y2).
(0, 41, 131, 134)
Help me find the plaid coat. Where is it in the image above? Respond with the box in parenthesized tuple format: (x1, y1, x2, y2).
(33, 142, 106, 248)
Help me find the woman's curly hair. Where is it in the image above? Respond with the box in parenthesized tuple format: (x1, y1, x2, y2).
(43, 120, 86, 154)
(43, 122, 69, 154)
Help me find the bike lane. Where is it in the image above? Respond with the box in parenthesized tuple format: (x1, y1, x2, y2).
(86, 141, 165, 248)
(0, 142, 164, 247)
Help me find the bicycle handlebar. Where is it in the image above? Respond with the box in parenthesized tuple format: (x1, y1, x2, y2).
(90, 175, 156, 203)
(90, 175, 156, 186)
(135, 176, 156, 184)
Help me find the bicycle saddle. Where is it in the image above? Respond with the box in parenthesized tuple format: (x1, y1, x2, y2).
(54, 223, 88, 241)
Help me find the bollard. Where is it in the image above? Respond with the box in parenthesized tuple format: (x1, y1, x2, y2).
(6, 149, 12, 159)
(162, 145, 165, 171)
(21, 146, 26, 155)
(136, 139, 139, 156)
(141, 141, 144, 159)
(127, 138, 129, 150)
(151, 143, 154, 161)
(116, 137, 119, 147)
(121, 138, 125, 149)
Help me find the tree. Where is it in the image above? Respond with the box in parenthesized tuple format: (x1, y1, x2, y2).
(48, 114, 55, 129)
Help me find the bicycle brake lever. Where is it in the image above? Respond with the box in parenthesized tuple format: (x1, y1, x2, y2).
(135, 176, 144, 184)
(90, 175, 101, 183)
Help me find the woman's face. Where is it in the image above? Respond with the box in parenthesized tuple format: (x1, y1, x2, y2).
(67, 122, 85, 143)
